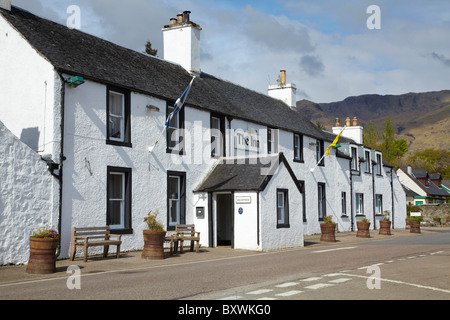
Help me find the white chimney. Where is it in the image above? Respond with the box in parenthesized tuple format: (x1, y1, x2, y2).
(268, 70, 297, 110)
(0, 0, 11, 11)
(332, 116, 363, 144)
(163, 11, 202, 75)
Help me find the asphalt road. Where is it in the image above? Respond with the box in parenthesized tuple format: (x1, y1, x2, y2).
(1, 228, 449, 305)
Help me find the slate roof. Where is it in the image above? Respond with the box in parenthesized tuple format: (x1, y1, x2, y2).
(398, 167, 450, 197)
(0, 6, 328, 141)
(194, 153, 302, 192)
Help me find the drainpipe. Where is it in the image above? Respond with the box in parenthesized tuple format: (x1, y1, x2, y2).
(390, 167, 394, 229)
(55, 73, 66, 258)
(349, 159, 354, 231)
(372, 162, 376, 230)
(227, 116, 233, 156)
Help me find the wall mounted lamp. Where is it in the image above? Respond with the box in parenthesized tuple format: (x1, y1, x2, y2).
(66, 76, 85, 88)
(146, 105, 160, 112)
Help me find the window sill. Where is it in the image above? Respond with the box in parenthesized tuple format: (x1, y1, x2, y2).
(276, 224, 290, 229)
(106, 140, 132, 148)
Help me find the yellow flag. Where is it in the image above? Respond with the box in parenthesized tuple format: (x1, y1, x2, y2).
(326, 128, 344, 156)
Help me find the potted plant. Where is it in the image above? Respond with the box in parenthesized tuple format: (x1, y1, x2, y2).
(320, 215, 337, 242)
(142, 210, 166, 260)
(356, 217, 371, 238)
(410, 216, 422, 234)
(26, 226, 59, 274)
(379, 210, 392, 235)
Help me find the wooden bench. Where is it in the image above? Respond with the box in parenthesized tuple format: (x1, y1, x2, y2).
(69, 226, 122, 262)
(176, 224, 200, 253)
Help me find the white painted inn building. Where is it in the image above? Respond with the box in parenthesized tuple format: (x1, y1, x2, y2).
(0, 4, 406, 264)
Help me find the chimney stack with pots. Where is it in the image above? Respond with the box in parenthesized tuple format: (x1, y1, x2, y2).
(268, 70, 297, 110)
(333, 116, 363, 145)
(163, 11, 202, 75)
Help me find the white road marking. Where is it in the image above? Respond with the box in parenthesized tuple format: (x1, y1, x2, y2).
(301, 277, 322, 282)
(313, 247, 357, 253)
(304, 283, 334, 290)
(276, 290, 303, 297)
(276, 282, 299, 288)
(328, 278, 351, 284)
(246, 289, 273, 295)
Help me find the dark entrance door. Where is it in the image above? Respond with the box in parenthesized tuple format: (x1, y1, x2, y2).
(216, 193, 233, 247)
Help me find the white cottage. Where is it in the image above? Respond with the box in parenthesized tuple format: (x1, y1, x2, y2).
(0, 4, 406, 264)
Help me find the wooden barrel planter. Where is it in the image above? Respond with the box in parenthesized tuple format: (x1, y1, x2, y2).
(405, 218, 413, 229)
(320, 224, 337, 242)
(379, 220, 391, 235)
(410, 221, 421, 234)
(356, 221, 371, 238)
(142, 230, 166, 260)
(26, 237, 59, 274)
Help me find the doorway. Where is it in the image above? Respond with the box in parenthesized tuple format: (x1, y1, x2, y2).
(215, 193, 233, 247)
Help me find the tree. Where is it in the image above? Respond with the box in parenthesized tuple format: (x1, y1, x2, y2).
(363, 117, 408, 167)
(363, 121, 380, 150)
(143, 41, 158, 56)
(407, 149, 450, 178)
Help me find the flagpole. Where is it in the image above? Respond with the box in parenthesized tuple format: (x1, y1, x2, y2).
(149, 77, 195, 153)
(310, 153, 326, 172)
(310, 126, 346, 172)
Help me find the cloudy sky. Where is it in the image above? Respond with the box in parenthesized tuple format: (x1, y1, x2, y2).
(13, 0, 450, 103)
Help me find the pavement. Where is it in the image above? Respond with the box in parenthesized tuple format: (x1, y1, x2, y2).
(0, 226, 447, 287)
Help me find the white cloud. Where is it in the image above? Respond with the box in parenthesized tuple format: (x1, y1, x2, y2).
(10, 0, 450, 103)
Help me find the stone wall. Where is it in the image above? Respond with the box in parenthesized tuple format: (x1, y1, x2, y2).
(418, 204, 450, 226)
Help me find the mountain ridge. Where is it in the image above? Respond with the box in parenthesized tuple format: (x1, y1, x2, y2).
(295, 90, 450, 154)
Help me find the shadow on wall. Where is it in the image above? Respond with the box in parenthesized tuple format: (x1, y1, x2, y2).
(20, 127, 40, 151)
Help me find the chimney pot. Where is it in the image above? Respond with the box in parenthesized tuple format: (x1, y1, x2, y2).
(280, 70, 286, 86)
(353, 117, 358, 126)
(170, 18, 177, 25)
(183, 11, 191, 23)
(335, 118, 341, 127)
(346, 117, 351, 127)
(177, 13, 183, 23)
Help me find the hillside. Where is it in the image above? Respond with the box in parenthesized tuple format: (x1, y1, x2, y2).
(296, 90, 450, 154)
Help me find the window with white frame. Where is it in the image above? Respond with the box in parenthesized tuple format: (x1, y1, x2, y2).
(277, 189, 289, 228)
(167, 171, 186, 230)
(356, 193, 364, 215)
(107, 87, 131, 147)
(318, 183, 326, 220)
(351, 147, 358, 171)
(316, 140, 324, 166)
(375, 194, 383, 215)
(107, 167, 132, 232)
(376, 153, 382, 175)
(211, 115, 224, 157)
(341, 191, 347, 216)
(294, 133, 303, 162)
(365, 150, 371, 173)
(166, 103, 185, 154)
(267, 127, 278, 154)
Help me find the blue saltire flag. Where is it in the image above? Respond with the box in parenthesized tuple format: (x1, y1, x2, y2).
(149, 76, 195, 152)
(165, 77, 195, 128)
